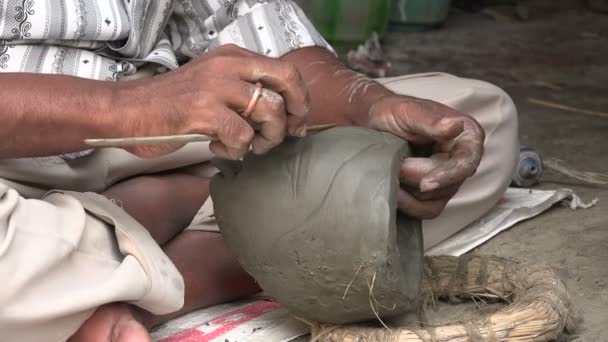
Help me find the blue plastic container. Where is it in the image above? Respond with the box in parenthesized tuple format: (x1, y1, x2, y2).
(512, 146, 544, 188)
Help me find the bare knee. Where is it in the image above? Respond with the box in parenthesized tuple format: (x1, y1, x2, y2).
(103, 174, 210, 245)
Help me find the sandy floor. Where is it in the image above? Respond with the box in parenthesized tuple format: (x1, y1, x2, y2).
(379, 5, 607, 341)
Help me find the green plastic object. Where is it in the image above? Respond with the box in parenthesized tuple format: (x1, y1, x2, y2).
(389, 0, 451, 32)
(300, 0, 391, 48)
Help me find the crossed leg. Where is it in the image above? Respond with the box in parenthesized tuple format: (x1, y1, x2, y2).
(69, 174, 261, 342)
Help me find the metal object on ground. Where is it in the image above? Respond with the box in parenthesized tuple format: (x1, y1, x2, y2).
(512, 146, 543, 188)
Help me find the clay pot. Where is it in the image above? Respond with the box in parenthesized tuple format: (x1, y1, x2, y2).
(210, 127, 423, 324)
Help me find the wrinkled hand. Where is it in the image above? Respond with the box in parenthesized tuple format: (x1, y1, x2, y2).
(367, 95, 485, 219)
(122, 44, 310, 159)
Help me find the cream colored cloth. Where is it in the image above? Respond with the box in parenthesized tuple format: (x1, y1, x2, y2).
(0, 72, 518, 342)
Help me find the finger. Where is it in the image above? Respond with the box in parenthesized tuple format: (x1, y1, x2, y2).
(250, 89, 288, 154)
(206, 107, 255, 159)
(226, 54, 310, 119)
(219, 81, 289, 153)
(407, 115, 465, 143)
(399, 157, 441, 188)
(209, 140, 250, 160)
(401, 182, 462, 202)
(222, 81, 303, 138)
(400, 156, 465, 196)
(383, 100, 466, 143)
(400, 155, 458, 187)
(286, 110, 308, 138)
(397, 189, 449, 220)
(420, 121, 485, 191)
(408, 101, 466, 141)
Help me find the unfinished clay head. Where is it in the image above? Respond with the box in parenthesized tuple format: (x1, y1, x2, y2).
(210, 127, 423, 324)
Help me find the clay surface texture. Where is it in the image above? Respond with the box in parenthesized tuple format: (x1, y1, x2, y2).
(210, 127, 423, 324)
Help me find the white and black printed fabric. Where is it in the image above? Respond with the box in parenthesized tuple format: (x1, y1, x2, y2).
(0, 0, 332, 80)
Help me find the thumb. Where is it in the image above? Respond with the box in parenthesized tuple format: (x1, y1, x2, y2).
(371, 98, 465, 143)
(407, 115, 465, 143)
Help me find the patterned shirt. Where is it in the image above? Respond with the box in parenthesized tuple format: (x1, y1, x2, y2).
(0, 0, 332, 80)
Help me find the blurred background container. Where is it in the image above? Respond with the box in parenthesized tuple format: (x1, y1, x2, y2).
(389, 0, 452, 32)
(297, 0, 391, 47)
(296, 0, 452, 46)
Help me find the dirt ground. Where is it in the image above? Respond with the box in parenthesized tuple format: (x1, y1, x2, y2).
(378, 4, 607, 341)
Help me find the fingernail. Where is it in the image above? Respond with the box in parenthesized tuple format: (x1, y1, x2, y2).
(420, 181, 440, 192)
(296, 126, 307, 137)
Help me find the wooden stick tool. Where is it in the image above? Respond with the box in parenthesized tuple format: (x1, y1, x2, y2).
(84, 123, 337, 148)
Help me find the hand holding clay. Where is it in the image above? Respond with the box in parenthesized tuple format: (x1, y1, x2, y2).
(367, 95, 485, 219)
(119, 44, 310, 159)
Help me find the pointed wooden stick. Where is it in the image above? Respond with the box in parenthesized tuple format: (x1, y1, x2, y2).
(85, 134, 213, 147)
(84, 123, 337, 148)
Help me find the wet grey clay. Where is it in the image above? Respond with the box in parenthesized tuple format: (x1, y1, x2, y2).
(210, 127, 423, 324)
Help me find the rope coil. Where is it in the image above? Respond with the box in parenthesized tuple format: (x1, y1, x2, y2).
(307, 255, 577, 342)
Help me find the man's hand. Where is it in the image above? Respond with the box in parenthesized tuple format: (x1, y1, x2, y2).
(367, 95, 485, 219)
(280, 47, 485, 220)
(121, 44, 310, 159)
